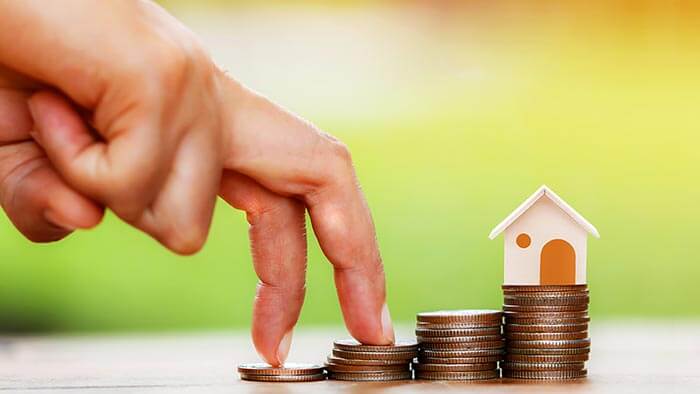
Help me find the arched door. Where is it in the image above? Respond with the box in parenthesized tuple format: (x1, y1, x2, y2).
(540, 239, 576, 285)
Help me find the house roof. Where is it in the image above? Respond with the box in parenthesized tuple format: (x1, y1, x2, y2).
(488, 185, 600, 240)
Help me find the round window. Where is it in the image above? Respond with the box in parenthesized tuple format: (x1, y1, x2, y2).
(516, 233, 531, 248)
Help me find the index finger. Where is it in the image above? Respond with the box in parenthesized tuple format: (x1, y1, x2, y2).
(220, 80, 394, 345)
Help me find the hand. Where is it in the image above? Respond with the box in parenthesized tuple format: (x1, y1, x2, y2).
(1, 0, 223, 254)
(0, 0, 394, 366)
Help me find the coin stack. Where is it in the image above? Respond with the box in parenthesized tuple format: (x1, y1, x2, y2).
(325, 339, 416, 381)
(413, 310, 504, 381)
(238, 363, 326, 382)
(501, 285, 590, 380)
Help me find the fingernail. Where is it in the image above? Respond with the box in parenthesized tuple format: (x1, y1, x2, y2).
(44, 210, 76, 231)
(381, 303, 395, 344)
(276, 329, 293, 366)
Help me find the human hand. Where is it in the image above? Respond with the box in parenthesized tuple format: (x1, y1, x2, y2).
(0, 0, 223, 253)
(0, 0, 394, 366)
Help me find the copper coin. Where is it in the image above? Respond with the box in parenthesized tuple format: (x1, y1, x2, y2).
(505, 331, 588, 341)
(504, 353, 589, 363)
(333, 339, 418, 353)
(502, 285, 588, 292)
(417, 310, 502, 324)
(332, 349, 416, 361)
(414, 362, 497, 372)
(505, 316, 590, 325)
(240, 373, 326, 382)
(505, 323, 588, 333)
(325, 362, 408, 373)
(237, 363, 325, 376)
(504, 295, 589, 306)
(503, 304, 588, 313)
(419, 348, 505, 358)
(507, 346, 590, 355)
(507, 338, 591, 349)
(502, 369, 587, 379)
(418, 355, 503, 364)
(416, 321, 502, 330)
(417, 334, 503, 344)
(501, 361, 585, 371)
(503, 311, 589, 319)
(415, 370, 499, 381)
(328, 371, 412, 381)
(420, 339, 505, 350)
(326, 356, 407, 366)
(416, 327, 501, 337)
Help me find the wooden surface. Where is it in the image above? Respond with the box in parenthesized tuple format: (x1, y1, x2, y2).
(1, 321, 699, 393)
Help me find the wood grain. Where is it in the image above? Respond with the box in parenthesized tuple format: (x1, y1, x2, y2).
(0, 321, 698, 393)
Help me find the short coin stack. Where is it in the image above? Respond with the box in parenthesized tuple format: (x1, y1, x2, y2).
(414, 310, 504, 381)
(501, 284, 590, 380)
(238, 363, 326, 382)
(325, 339, 416, 381)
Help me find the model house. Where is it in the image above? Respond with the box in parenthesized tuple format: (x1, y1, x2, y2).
(489, 185, 599, 285)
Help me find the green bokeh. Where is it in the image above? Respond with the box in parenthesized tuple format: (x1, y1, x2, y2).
(1, 2, 698, 332)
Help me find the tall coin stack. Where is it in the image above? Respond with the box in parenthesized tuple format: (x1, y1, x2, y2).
(501, 285, 590, 380)
(414, 310, 504, 381)
(325, 339, 416, 381)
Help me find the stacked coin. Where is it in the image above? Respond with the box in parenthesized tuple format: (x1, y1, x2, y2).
(325, 339, 416, 381)
(414, 310, 504, 381)
(238, 363, 326, 382)
(501, 285, 590, 380)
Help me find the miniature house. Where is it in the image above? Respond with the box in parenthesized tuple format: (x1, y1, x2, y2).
(489, 185, 599, 285)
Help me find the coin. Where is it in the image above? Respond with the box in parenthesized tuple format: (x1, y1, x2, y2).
(416, 322, 502, 331)
(505, 323, 588, 333)
(505, 316, 590, 325)
(503, 295, 589, 306)
(325, 362, 408, 373)
(239, 373, 326, 382)
(503, 304, 588, 313)
(333, 339, 418, 353)
(326, 356, 407, 366)
(502, 285, 588, 292)
(417, 334, 503, 344)
(506, 339, 591, 349)
(502, 369, 587, 379)
(504, 331, 588, 341)
(414, 362, 497, 372)
(328, 371, 412, 381)
(415, 370, 499, 381)
(418, 355, 502, 364)
(501, 361, 585, 371)
(507, 346, 590, 355)
(237, 363, 325, 376)
(503, 353, 589, 363)
(332, 349, 416, 361)
(419, 348, 505, 358)
(416, 327, 501, 337)
(420, 339, 505, 350)
(416, 310, 502, 324)
(503, 311, 589, 320)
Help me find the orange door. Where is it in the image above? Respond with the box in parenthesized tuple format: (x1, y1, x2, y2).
(539, 239, 576, 285)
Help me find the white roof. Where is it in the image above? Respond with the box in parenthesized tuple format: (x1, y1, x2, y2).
(488, 185, 600, 239)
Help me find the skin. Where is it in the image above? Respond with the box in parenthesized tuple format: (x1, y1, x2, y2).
(0, 0, 394, 366)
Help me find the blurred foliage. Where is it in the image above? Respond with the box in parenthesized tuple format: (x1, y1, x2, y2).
(1, 1, 699, 332)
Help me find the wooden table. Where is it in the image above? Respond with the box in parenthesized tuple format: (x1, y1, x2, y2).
(1, 321, 698, 393)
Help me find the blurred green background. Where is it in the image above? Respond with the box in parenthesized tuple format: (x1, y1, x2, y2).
(1, 1, 698, 333)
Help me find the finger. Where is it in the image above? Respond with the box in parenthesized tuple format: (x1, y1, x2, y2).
(221, 82, 394, 345)
(219, 171, 307, 367)
(0, 87, 103, 241)
(0, 143, 103, 242)
(138, 130, 222, 255)
(26, 90, 163, 220)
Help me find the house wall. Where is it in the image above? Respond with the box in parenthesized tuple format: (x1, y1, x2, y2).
(503, 197, 588, 285)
